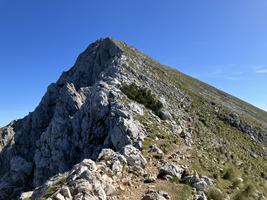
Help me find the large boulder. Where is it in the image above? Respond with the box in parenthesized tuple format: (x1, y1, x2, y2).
(158, 163, 185, 180)
(121, 145, 147, 175)
(122, 145, 147, 166)
(182, 174, 213, 191)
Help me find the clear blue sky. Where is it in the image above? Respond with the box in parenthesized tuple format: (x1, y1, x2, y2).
(0, 0, 267, 127)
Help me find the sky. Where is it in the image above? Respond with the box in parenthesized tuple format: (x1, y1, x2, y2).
(0, 0, 267, 127)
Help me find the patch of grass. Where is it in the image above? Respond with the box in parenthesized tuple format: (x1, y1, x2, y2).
(143, 128, 180, 155)
(170, 176, 180, 184)
(188, 95, 267, 196)
(178, 185, 192, 200)
(234, 184, 256, 200)
(206, 187, 224, 200)
(155, 181, 192, 200)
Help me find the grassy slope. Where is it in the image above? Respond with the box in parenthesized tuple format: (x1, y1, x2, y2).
(117, 40, 267, 199)
(154, 61, 267, 199)
(166, 67, 267, 129)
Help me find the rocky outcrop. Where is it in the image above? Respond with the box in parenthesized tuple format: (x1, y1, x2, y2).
(182, 174, 213, 191)
(97, 148, 126, 175)
(0, 38, 148, 199)
(224, 113, 267, 144)
(158, 163, 185, 180)
(27, 159, 118, 200)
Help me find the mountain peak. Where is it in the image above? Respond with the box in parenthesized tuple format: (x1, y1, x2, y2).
(84, 37, 124, 59)
(1, 38, 267, 200)
(57, 37, 125, 88)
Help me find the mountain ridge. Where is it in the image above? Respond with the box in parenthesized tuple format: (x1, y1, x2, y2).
(0, 37, 266, 200)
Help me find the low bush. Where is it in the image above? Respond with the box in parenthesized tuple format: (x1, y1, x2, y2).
(121, 83, 163, 116)
(206, 187, 224, 200)
(223, 167, 238, 181)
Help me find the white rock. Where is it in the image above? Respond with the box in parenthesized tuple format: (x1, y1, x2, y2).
(54, 193, 66, 200)
(159, 163, 185, 179)
(20, 191, 33, 200)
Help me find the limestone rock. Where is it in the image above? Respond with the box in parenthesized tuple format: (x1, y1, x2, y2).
(122, 145, 147, 167)
(142, 190, 171, 200)
(32, 159, 117, 200)
(19, 191, 33, 200)
(182, 174, 213, 191)
(54, 193, 65, 200)
(158, 163, 185, 180)
(97, 148, 126, 175)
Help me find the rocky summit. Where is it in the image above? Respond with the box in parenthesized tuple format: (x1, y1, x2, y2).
(0, 38, 267, 200)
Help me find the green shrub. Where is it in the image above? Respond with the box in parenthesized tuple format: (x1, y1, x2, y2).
(223, 167, 238, 181)
(206, 187, 224, 200)
(121, 83, 163, 115)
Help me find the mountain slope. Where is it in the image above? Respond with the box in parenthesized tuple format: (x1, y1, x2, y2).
(0, 38, 266, 200)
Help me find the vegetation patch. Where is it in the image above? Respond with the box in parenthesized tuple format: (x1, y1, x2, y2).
(234, 184, 256, 200)
(206, 187, 225, 200)
(222, 167, 239, 181)
(41, 177, 66, 199)
(155, 181, 192, 200)
(121, 83, 163, 116)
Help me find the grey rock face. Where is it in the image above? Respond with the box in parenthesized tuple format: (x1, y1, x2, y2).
(0, 123, 15, 152)
(10, 156, 33, 175)
(0, 37, 219, 200)
(0, 38, 147, 199)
